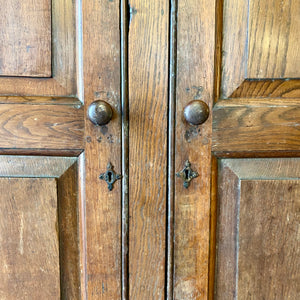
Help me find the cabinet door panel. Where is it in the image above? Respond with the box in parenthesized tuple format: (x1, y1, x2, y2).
(212, 1, 300, 299)
(0, 156, 80, 299)
(215, 159, 300, 299)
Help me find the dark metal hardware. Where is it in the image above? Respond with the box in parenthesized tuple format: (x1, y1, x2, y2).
(183, 100, 209, 125)
(88, 100, 113, 126)
(176, 160, 198, 188)
(99, 162, 121, 191)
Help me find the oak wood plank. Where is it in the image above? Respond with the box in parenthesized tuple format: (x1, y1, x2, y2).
(0, 178, 60, 299)
(0, 104, 84, 151)
(212, 99, 300, 154)
(128, 1, 169, 298)
(174, 0, 215, 298)
(248, 0, 300, 78)
(82, 0, 122, 298)
(0, 0, 51, 77)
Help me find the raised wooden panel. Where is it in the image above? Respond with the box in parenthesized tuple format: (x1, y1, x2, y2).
(212, 99, 300, 155)
(239, 180, 299, 299)
(0, 156, 80, 299)
(0, 0, 51, 77)
(0, 178, 60, 299)
(221, 0, 300, 98)
(248, 0, 300, 79)
(215, 158, 300, 299)
(0, 0, 77, 96)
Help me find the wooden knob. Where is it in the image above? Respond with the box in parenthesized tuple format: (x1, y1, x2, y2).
(183, 100, 209, 125)
(88, 100, 113, 126)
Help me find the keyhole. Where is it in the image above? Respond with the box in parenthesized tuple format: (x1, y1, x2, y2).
(185, 169, 189, 179)
(107, 171, 113, 182)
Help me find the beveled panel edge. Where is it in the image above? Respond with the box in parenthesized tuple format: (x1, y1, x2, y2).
(221, 158, 300, 179)
(229, 79, 300, 98)
(214, 160, 240, 298)
(0, 155, 77, 177)
(0, 96, 82, 106)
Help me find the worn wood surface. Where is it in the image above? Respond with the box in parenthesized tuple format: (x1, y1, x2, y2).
(248, 0, 300, 78)
(0, 178, 60, 299)
(0, 96, 82, 105)
(231, 79, 300, 98)
(0, 0, 51, 77)
(239, 180, 300, 299)
(57, 162, 80, 299)
(0, 0, 77, 96)
(212, 99, 300, 154)
(221, 0, 300, 98)
(0, 156, 76, 177)
(0, 103, 84, 151)
(83, 0, 122, 298)
(221, 0, 249, 98)
(0, 156, 81, 298)
(128, 1, 169, 298)
(214, 164, 239, 299)
(215, 159, 300, 299)
(174, 0, 215, 298)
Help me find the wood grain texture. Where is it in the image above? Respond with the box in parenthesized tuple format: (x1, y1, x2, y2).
(0, 0, 77, 96)
(231, 79, 300, 98)
(174, 0, 215, 298)
(214, 164, 239, 299)
(0, 156, 76, 177)
(128, 1, 169, 298)
(239, 180, 300, 299)
(0, 103, 84, 151)
(215, 159, 300, 299)
(0, 0, 51, 77)
(248, 0, 300, 78)
(83, 0, 122, 298)
(221, 0, 300, 98)
(212, 99, 300, 154)
(221, 0, 248, 98)
(0, 178, 60, 299)
(0, 96, 82, 105)
(0, 156, 81, 297)
(57, 162, 80, 299)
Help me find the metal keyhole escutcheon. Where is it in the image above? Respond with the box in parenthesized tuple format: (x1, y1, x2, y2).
(176, 160, 199, 188)
(99, 162, 121, 191)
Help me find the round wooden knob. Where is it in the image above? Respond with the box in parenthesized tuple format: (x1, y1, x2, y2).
(183, 100, 209, 125)
(88, 100, 113, 126)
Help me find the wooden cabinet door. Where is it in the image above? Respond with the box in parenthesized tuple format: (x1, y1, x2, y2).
(212, 0, 300, 299)
(0, 0, 299, 299)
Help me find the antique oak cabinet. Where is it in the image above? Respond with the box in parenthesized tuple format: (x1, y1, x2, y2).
(0, 0, 299, 299)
